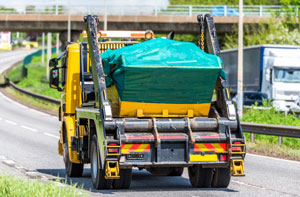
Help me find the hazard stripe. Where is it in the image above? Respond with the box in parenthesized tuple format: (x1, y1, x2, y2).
(121, 144, 150, 153)
(218, 143, 228, 151)
(128, 144, 140, 152)
(194, 143, 228, 152)
(204, 143, 216, 151)
(194, 144, 201, 152)
(213, 143, 225, 152)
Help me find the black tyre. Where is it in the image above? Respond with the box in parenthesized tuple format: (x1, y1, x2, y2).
(168, 167, 184, 176)
(90, 135, 112, 189)
(112, 169, 132, 189)
(212, 168, 231, 188)
(188, 165, 213, 188)
(63, 141, 83, 177)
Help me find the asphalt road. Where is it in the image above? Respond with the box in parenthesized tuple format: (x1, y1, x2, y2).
(0, 50, 300, 196)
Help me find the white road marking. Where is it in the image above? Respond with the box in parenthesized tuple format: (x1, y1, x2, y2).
(232, 180, 267, 190)
(0, 117, 2, 120)
(5, 120, 17, 125)
(43, 132, 59, 139)
(0, 88, 57, 118)
(21, 125, 38, 132)
(0, 91, 28, 109)
(247, 153, 300, 164)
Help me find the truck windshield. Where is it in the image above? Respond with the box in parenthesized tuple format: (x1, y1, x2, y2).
(274, 69, 300, 83)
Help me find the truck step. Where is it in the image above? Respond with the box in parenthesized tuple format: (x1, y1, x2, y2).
(105, 161, 120, 179)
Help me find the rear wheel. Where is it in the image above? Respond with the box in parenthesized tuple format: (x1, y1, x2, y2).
(112, 169, 132, 189)
(90, 135, 112, 189)
(63, 141, 83, 177)
(212, 167, 231, 188)
(188, 165, 213, 188)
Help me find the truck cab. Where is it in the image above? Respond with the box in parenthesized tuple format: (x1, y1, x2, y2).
(261, 47, 300, 111)
(49, 15, 245, 190)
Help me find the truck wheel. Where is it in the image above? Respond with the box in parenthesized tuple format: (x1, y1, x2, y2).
(112, 169, 132, 189)
(63, 142, 83, 177)
(90, 135, 112, 189)
(168, 167, 184, 176)
(188, 165, 213, 188)
(212, 168, 231, 188)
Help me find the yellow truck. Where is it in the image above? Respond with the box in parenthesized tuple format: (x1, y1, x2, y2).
(49, 15, 245, 189)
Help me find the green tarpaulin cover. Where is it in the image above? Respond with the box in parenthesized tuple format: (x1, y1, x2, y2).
(101, 38, 226, 104)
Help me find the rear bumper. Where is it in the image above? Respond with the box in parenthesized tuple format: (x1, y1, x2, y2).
(109, 132, 245, 168)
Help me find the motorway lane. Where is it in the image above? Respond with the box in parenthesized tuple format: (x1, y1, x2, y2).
(0, 50, 300, 196)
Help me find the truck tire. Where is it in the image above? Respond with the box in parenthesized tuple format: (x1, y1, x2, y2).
(63, 142, 83, 177)
(168, 167, 184, 176)
(212, 168, 231, 188)
(112, 169, 132, 189)
(188, 165, 213, 188)
(90, 135, 112, 189)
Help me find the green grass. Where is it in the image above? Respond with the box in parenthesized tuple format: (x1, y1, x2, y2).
(242, 101, 300, 159)
(3, 86, 59, 115)
(8, 56, 61, 99)
(0, 175, 86, 197)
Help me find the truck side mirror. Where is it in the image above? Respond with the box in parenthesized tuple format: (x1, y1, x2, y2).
(49, 67, 62, 91)
(49, 58, 58, 67)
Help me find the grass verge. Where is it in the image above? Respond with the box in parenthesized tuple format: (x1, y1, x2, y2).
(244, 133, 300, 161)
(2, 86, 59, 116)
(242, 101, 300, 160)
(7, 56, 61, 99)
(0, 175, 86, 197)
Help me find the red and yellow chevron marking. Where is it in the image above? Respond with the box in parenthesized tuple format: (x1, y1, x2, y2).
(194, 143, 228, 152)
(121, 144, 150, 154)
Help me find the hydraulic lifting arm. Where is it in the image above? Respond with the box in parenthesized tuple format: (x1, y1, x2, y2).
(198, 14, 245, 176)
(83, 15, 112, 120)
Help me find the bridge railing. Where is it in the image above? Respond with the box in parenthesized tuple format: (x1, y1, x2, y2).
(0, 4, 298, 17)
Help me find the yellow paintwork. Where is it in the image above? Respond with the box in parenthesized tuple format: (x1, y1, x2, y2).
(64, 43, 82, 114)
(230, 159, 245, 176)
(119, 101, 211, 117)
(190, 154, 218, 162)
(63, 116, 81, 163)
(105, 161, 120, 179)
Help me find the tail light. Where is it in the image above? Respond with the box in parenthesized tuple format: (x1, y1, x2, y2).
(220, 154, 227, 161)
(232, 141, 241, 152)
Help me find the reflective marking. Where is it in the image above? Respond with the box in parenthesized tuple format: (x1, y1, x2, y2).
(5, 120, 17, 125)
(190, 154, 218, 162)
(21, 125, 38, 132)
(44, 132, 59, 139)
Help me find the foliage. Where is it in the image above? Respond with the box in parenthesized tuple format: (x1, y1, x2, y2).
(170, 0, 281, 5)
(223, 17, 300, 49)
(242, 101, 300, 149)
(0, 175, 86, 197)
(7, 56, 61, 99)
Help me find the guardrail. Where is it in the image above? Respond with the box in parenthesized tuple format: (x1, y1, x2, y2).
(5, 76, 60, 105)
(0, 4, 297, 17)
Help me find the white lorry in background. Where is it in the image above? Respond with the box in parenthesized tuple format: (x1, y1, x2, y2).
(221, 45, 300, 112)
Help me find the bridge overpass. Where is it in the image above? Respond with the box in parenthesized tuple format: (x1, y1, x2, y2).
(0, 14, 271, 44)
(0, 14, 270, 34)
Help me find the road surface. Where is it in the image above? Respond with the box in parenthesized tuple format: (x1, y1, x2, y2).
(0, 50, 299, 196)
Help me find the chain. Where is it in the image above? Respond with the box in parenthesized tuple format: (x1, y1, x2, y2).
(200, 31, 204, 51)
